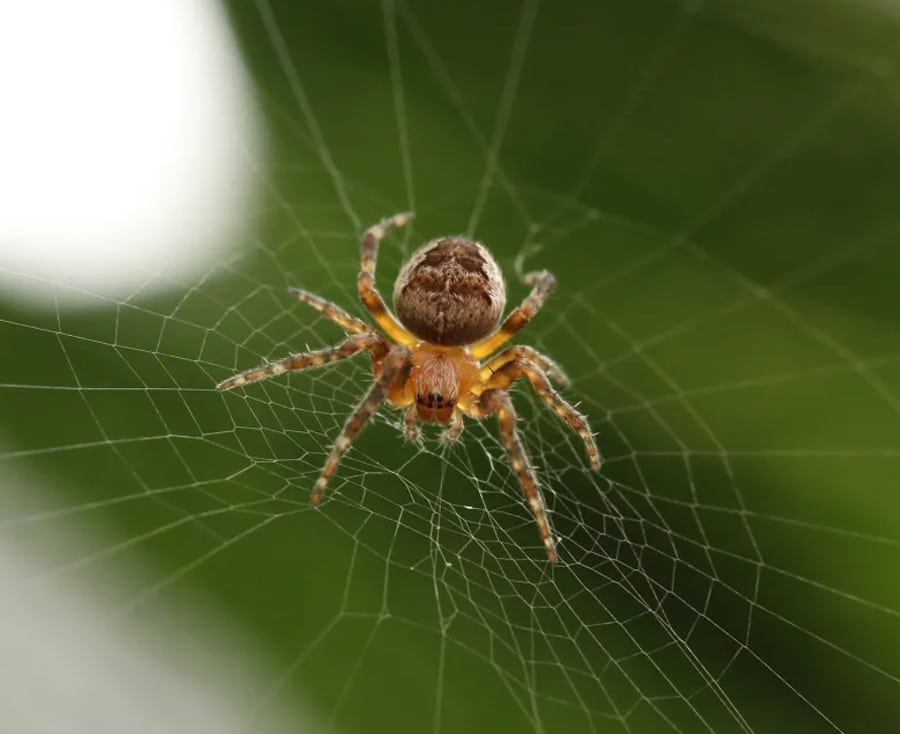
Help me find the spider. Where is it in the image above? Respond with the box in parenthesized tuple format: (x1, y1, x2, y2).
(216, 213, 601, 561)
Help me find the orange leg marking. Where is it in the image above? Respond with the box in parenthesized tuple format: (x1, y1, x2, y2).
(471, 270, 556, 359)
(358, 212, 418, 346)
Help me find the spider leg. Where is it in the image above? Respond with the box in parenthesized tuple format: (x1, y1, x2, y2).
(465, 389, 558, 562)
(358, 212, 419, 346)
(439, 409, 465, 444)
(470, 270, 557, 359)
(216, 333, 388, 391)
(288, 288, 370, 334)
(479, 345, 568, 387)
(311, 346, 412, 505)
(483, 358, 601, 471)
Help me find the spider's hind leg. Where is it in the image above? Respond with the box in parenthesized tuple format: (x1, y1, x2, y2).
(288, 287, 370, 335)
(471, 269, 557, 359)
(358, 213, 418, 346)
(216, 333, 388, 391)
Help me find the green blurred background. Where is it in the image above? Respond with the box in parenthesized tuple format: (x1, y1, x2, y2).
(3, 0, 900, 731)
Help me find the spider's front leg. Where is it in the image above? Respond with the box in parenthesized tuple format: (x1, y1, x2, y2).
(311, 345, 412, 505)
(479, 345, 568, 387)
(467, 388, 558, 562)
(483, 357, 601, 471)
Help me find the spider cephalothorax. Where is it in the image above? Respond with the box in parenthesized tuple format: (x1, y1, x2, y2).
(217, 213, 601, 561)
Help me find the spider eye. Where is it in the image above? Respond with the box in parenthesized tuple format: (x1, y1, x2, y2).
(416, 391, 455, 409)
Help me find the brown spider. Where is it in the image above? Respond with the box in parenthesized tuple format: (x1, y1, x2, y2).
(217, 213, 601, 561)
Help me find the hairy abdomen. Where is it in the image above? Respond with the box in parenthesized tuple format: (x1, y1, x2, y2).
(393, 237, 507, 346)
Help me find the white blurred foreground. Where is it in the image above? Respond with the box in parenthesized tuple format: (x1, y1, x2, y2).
(0, 0, 264, 307)
(0, 467, 312, 734)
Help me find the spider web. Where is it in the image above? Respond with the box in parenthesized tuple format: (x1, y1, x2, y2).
(3, 1, 900, 732)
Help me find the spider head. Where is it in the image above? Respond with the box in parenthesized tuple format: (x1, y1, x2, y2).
(412, 345, 475, 423)
(412, 350, 464, 424)
(393, 237, 506, 346)
(415, 392, 455, 424)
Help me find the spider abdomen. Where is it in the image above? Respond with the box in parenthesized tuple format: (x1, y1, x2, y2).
(393, 237, 507, 346)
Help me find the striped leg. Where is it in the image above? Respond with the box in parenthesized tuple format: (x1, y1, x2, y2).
(216, 333, 388, 391)
(358, 212, 418, 346)
(471, 270, 556, 359)
(470, 389, 558, 562)
(484, 358, 601, 471)
(288, 288, 370, 334)
(311, 346, 412, 505)
(479, 344, 568, 387)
